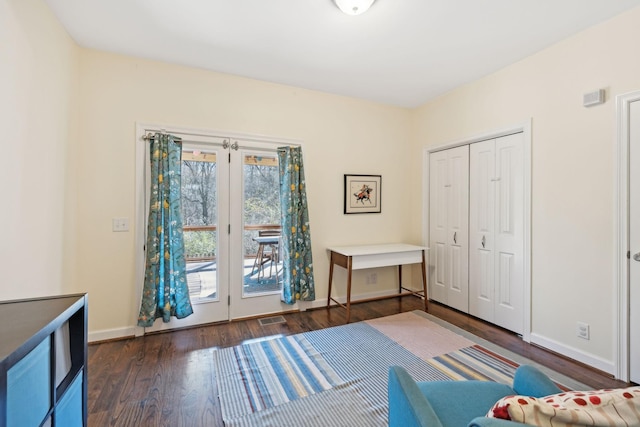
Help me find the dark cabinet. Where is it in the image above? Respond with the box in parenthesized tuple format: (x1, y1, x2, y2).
(0, 294, 87, 427)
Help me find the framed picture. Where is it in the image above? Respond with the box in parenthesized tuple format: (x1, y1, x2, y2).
(344, 174, 382, 214)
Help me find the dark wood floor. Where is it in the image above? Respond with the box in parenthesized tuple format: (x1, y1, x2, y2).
(87, 297, 630, 426)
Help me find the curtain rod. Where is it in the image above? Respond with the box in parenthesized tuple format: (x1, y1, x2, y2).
(142, 129, 300, 147)
(142, 132, 183, 141)
(142, 132, 296, 154)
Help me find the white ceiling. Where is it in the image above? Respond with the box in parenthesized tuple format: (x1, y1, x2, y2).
(44, 0, 640, 108)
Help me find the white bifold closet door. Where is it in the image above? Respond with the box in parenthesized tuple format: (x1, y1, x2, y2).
(469, 133, 524, 334)
(429, 145, 469, 312)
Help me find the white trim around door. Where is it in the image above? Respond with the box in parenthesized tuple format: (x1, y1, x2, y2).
(615, 90, 640, 382)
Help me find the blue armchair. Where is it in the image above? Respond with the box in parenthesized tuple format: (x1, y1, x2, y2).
(388, 365, 562, 427)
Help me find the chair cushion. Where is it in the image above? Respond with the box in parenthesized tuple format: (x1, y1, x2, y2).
(418, 381, 515, 427)
(486, 387, 640, 426)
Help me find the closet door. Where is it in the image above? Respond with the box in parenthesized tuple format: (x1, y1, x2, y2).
(469, 133, 524, 334)
(494, 133, 524, 333)
(429, 145, 469, 312)
(469, 140, 495, 321)
(429, 150, 449, 304)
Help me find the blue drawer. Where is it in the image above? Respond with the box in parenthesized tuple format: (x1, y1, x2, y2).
(7, 338, 51, 427)
(54, 373, 83, 427)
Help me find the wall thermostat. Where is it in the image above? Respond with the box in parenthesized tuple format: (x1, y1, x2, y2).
(583, 89, 605, 107)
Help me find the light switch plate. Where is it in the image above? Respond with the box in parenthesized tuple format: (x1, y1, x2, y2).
(112, 217, 129, 232)
(577, 321, 590, 340)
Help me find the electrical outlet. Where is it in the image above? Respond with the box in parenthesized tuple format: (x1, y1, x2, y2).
(366, 273, 377, 285)
(112, 217, 129, 232)
(577, 321, 590, 340)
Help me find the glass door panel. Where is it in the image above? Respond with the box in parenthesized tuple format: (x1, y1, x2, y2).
(230, 147, 292, 319)
(143, 142, 230, 333)
(182, 150, 219, 304)
(242, 153, 282, 296)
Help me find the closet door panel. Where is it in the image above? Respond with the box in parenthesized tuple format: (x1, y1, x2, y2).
(434, 242, 446, 291)
(476, 149, 494, 234)
(429, 150, 449, 304)
(498, 252, 514, 305)
(433, 156, 449, 234)
(429, 146, 469, 311)
(476, 250, 493, 301)
(469, 140, 495, 320)
(450, 245, 462, 291)
(448, 147, 469, 236)
(494, 133, 524, 333)
(446, 145, 469, 312)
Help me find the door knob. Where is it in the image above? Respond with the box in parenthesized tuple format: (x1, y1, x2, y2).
(634, 252, 640, 262)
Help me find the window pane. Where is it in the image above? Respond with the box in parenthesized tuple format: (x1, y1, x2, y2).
(243, 154, 282, 296)
(182, 150, 218, 302)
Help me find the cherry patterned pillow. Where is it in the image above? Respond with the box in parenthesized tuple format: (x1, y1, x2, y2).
(486, 387, 640, 426)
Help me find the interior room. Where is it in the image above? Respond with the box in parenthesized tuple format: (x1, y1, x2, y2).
(3, 0, 640, 425)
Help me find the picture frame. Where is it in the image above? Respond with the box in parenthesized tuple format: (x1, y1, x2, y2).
(344, 174, 382, 214)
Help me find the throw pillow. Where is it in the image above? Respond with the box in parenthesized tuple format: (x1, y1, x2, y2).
(486, 387, 640, 426)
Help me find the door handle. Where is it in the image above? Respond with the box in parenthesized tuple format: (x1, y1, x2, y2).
(481, 235, 486, 248)
(634, 252, 640, 262)
(453, 232, 457, 244)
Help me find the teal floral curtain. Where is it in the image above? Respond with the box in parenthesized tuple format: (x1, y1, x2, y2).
(277, 146, 315, 304)
(138, 133, 193, 327)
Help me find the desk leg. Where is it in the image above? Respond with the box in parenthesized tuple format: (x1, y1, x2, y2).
(421, 250, 428, 311)
(346, 256, 353, 323)
(327, 252, 335, 307)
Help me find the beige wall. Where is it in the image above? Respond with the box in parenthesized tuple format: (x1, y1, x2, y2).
(1, 0, 79, 299)
(411, 6, 640, 372)
(76, 51, 414, 335)
(5, 0, 638, 375)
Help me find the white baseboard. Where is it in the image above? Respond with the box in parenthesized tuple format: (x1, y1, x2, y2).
(88, 289, 418, 342)
(305, 288, 411, 310)
(89, 326, 136, 343)
(529, 332, 615, 375)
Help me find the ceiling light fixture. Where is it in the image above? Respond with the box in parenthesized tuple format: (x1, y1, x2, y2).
(334, 0, 376, 16)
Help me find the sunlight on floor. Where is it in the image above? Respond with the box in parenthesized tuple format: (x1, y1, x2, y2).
(241, 334, 284, 346)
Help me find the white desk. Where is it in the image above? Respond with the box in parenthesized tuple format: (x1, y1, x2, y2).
(326, 244, 428, 322)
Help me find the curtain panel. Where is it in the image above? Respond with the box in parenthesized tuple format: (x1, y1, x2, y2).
(277, 146, 315, 304)
(138, 133, 193, 327)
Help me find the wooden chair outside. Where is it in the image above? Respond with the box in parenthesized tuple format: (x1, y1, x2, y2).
(251, 229, 281, 278)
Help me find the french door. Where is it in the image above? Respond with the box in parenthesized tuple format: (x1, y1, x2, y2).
(230, 144, 292, 319)
(138, 126, 292, 333)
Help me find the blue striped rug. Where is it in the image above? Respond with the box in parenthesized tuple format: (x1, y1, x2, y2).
(213, 311, 581, 427)
(215, 334, 343, 415)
